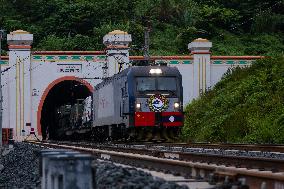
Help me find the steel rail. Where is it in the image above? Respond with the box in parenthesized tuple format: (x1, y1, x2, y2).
(129, 142, 284, 153)
(49, 141, 284, 172)
(27, 141, 284, 189)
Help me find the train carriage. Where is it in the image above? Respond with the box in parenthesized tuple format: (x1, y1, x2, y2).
(92, 66, 183, 141)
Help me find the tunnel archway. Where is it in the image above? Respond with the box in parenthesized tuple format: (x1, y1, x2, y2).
(38, 77, 93, 139)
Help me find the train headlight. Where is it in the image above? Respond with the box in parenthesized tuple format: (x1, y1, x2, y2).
(149, 68, 162, 74)
(174, 102, 180, 109)
(136, 103, 141, 110)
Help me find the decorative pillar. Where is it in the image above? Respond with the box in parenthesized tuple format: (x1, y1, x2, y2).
(7, 30, 33, 141)
(188, 38, 212, 99)
(103, 30, 132, 76)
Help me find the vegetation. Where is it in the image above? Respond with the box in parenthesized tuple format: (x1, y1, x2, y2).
(182, 57, 284, 143)
(0, 0, 283, 55)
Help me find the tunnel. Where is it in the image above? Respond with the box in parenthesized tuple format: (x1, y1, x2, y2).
(40, 79, 92, 140)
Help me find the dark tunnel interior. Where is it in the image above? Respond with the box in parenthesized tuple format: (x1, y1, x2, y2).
(41, 80, 92, 139)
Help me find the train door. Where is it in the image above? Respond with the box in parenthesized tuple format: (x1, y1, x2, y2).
(121, 81, 128, 117)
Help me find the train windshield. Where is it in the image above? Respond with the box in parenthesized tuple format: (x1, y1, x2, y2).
(136, 77, 156, 91)
(157, 77, 176, 91)
(136, 77, 177, 92)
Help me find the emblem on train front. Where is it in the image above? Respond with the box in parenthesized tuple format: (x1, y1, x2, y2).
(148, 94, 169, 112)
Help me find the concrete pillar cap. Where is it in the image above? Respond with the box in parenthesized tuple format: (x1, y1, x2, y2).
(188, 38, 212, 52)
(193, 38, 209, 42)
(10, 30, 30, 34)
(108, 30, 128, 35)
(7, 29, 33, 46)
(103, 30, 132, 47)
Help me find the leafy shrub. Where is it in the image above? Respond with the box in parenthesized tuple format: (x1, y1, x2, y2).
(182, 57, 284, 144)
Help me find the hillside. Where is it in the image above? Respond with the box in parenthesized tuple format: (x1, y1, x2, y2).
(182, 57, 284, 143)
(0, 0, 283, 56)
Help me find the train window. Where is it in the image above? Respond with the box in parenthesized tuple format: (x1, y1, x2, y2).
(136, 77, 177, 92)
(157, 77, 177, 91)
(123, 81, 128, 96)
(136, 77, 156, 91)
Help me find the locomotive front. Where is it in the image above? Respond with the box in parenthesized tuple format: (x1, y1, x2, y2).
(128, 66, 183, 131)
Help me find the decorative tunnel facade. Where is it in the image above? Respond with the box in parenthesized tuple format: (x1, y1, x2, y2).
(1, 29, 263, 141)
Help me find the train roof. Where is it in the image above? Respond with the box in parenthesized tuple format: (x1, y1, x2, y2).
(95, 66, 181, 89)
(127, 66, 181, 76)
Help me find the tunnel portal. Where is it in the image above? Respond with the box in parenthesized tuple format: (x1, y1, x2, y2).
(41, 80, 92, 139)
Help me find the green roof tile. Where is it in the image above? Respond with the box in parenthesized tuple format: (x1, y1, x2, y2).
(85, 56, 94, 61)
(0, 60, 8, 65)
(58, 55, 68, 60)
(213, 60, 222, 64)
(226, 60, 235, 64)
(71, 55, 81, 60)
(46, 56, 55, 60)
(33, 55, 42, 60)
(170, 60, 179, 64)
(183, 60, 191, 64)
(97, 55, 106, 59)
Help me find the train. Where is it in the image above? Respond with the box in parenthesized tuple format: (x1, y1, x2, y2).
(55, 66, 183, 141)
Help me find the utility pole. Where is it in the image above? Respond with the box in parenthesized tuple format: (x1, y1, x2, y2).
(144, 27, 150, 65)
(143, 17, 151, 66)
(0, 29, 4, 167)
(0, 29, 5, 148)
(0, 31, 2, 148)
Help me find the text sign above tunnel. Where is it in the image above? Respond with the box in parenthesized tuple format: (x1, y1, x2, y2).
(57, 64, 82, 73)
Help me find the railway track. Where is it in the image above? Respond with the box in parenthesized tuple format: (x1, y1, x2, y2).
(102, 142, 284, 153)
(155, 143, 284, 153)
(27, 141, 284, 189)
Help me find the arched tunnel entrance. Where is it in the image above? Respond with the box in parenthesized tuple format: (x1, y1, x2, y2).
(40, 79, 92, 140)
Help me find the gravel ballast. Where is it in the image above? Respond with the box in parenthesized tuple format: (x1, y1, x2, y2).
(0, 143, 187, 189)
(0, 143, 43, 189)
(94, 162, 188, 189)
